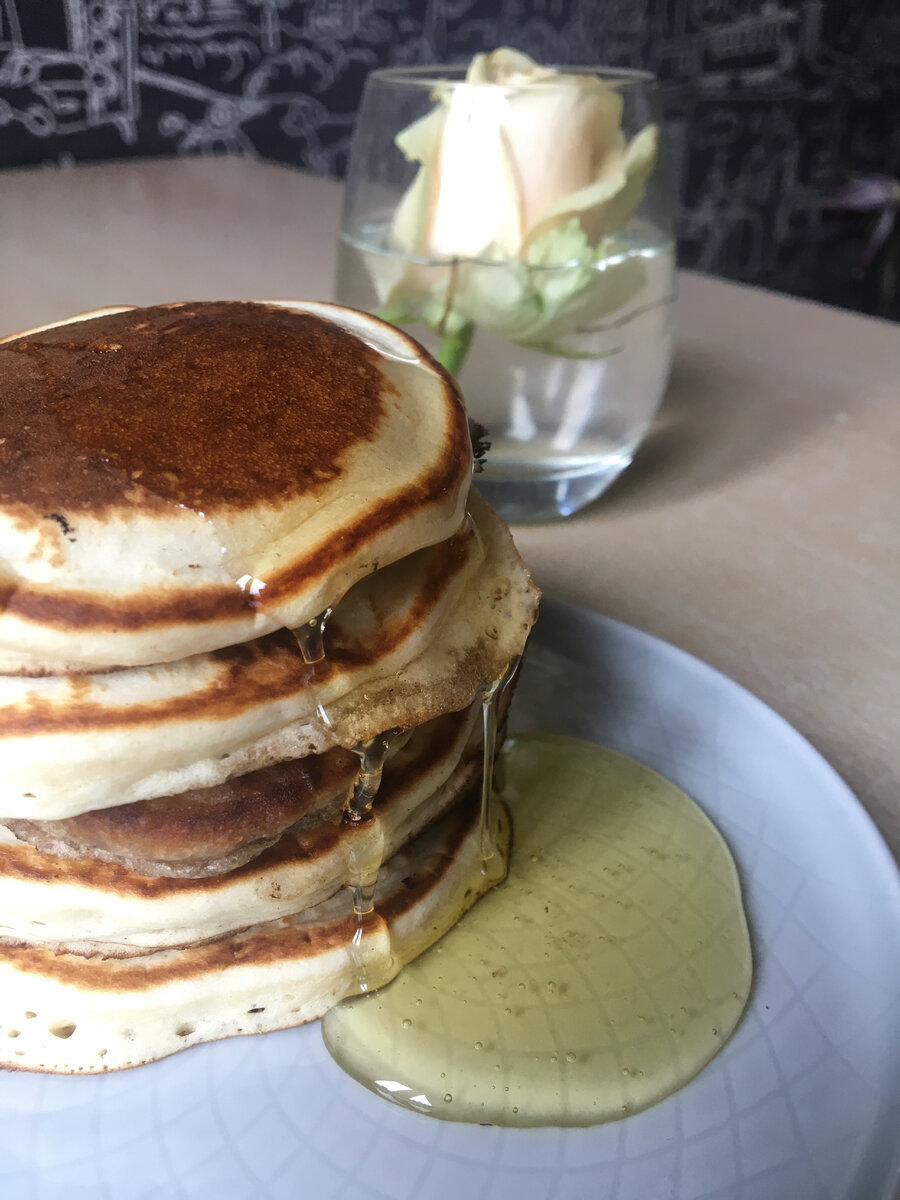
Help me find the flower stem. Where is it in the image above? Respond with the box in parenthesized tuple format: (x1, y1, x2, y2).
(435, 321, 475, 377)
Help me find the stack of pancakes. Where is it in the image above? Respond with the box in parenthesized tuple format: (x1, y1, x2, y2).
(0, 300, 538, 1073)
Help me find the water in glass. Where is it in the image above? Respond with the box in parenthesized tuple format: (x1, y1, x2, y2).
(336, 218, 675, 522)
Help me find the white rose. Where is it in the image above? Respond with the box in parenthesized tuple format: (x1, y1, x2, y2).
(368, 48, 659, 354)
(391, 47, 657, 262)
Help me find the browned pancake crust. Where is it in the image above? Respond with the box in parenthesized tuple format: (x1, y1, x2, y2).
(0, 302, 472, 645)
(1, 519, 475, 735)
(0, 792, 486, 991)
(0, 301, 388, 513)
(1, 748, 359, 877)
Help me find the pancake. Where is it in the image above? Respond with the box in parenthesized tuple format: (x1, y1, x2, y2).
(0, 702, 484, 951)
(1, 746, 362, 877)
(0, 298, 538, 1075)
(1, 704, 471, 879)
(0, 300, 472, 672)
(0, 792, 510, 1074)
(0, 490, 537, 820)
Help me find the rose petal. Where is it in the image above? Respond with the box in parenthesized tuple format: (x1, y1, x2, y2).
(395, 102, 446, 163)
(594, 124, 659, 235)
(426, 85, 523, 258)
(521, 123, 658, 251)
(391, 165, 435, 257)
(391, 104, 449, 255)
(529, 247, 648, 346)
(469, 47, 548, 85)
(363, 246, 408, 306)
(501, 80, 623, 242)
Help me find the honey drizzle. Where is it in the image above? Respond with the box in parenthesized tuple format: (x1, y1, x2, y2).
(283, 606, 391, 955)
(292, 606, 333, 664)
(322, 734, 754, 1127)
(344, 731, 393, 915)
(281, 583, 518, 1000)
(283, 607, 392, 993)
(479, 658, 520, 875)
(336, 659, 516, 997)
(340, 732, 394, 993)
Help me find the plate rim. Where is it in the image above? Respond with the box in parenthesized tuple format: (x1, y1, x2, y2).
(534, 595, 900, 904)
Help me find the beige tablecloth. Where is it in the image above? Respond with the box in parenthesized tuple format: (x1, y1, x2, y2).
(2, 156, 898, 855)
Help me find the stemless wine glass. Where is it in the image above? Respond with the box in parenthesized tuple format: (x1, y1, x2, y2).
(336, 60, 676, 523)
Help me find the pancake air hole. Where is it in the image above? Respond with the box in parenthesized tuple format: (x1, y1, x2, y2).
(49, 1021, 76, 1039)
(175, 1023, 195, 1037)
(7, 1030, 20, 1038)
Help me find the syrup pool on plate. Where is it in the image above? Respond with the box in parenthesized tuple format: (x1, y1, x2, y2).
(322, 732, 752, 1127)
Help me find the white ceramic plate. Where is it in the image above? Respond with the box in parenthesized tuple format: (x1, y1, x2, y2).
(0, 600, 898, 1200)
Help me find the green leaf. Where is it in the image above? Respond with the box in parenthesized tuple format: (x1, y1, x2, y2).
(448, 221, 648, 346)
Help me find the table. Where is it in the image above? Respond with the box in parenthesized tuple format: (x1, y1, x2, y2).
(2, 155, 898, 856)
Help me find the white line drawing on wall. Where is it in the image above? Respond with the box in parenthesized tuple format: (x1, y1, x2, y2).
(0, 0, 368, 168)
(0, 0, 894, 298)
(0, 0, 139, 140)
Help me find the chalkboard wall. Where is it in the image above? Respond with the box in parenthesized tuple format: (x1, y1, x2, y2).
(1, 1, 897, 317)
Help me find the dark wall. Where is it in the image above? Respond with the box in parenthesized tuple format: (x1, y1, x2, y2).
(2, 1, 898, 318)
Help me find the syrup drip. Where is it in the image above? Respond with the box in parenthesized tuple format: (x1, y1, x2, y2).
(344, 819, 390, 994)
(345, 734, 392, 922)
(345, 819, 386, 918)
(280, 599, 390, 990)
(278, 598, 336, 750)
(343, 731, 394, 993)
(345, 732, 393, 827)
(479, 658, 520, 876)
(292, 607, 333, 665)
(336, 657, 519, 999)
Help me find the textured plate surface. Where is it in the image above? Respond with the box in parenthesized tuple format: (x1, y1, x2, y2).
(0, 597, 898, 1200)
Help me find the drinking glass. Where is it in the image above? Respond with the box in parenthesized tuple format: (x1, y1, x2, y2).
(335, 63, 675, 522)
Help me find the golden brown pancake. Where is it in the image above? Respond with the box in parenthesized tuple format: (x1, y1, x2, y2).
(0, 701, 485, 951)
(0, 793, 510, 1073)
(0, 300, 473, 672)
(0, 491, 536, 820)
(1, 748, 360, 877)
(0, 298, 538, 1075)
(1, 706, 473, 877)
